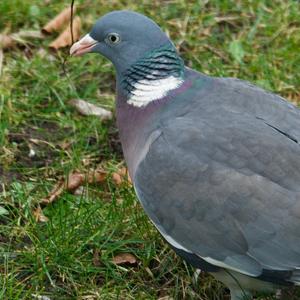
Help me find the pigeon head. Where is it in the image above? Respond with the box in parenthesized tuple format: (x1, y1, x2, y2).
(71, 10, 174, 72)
(70, 10, 184, 106)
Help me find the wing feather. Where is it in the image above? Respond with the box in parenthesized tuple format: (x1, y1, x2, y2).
(134, 109, 300, 279)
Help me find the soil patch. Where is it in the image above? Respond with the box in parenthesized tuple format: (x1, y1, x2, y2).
(8, 120, 72, 168)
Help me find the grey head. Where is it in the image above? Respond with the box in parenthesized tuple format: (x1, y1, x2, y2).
(70, 10, 184, 102)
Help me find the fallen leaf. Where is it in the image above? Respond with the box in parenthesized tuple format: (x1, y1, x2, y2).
(112, 167, 132, 185)
(66, 172, 85, 191)
(33, 206, 49, 222)
(0, 30, 43, 50)
(112, 172, 122, 185)
(41, 169, 107, 206)
(69, 99, 112, 120)
(49, 16, 81, 50)
(42, 6, 76, 34)
(41, 179, 65, 205)
(87, 169, 107, 184)
(12, 30, 44, 41)
(112, 253, 137, 265)
(120, 167, 132, 184)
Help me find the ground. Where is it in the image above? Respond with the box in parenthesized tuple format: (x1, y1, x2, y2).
(1, 0, 300, 299)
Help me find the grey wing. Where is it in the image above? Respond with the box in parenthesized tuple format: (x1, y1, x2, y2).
(134, 111, 300, 282)
(215, 77, 300, 142)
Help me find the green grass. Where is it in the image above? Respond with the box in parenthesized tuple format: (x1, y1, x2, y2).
(1, 0, 300, 299)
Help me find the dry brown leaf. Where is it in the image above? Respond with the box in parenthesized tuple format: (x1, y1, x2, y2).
(13, 30, 44, 40)
(112, 253, 137, 265)
(40, 173, 83, 206)
(49, 16, 81, 50)
(112, 172, 122, 185)
(33, 206, 49, 222)
(66, 172, 85, 190)
(41, 179, 65, 205)
(69, 99, 112, 120)
(70, 169, 107, 195)
(41, 169, 107, 206)
(87, 169, 107, 184)
(112, 167, 132, 185)
(0, 30, 44, 51)
(42, 6, 77, 34)
(120, 167, 132, 184)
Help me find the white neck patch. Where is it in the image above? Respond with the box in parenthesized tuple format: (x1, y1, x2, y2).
(127, 76, 183, 107)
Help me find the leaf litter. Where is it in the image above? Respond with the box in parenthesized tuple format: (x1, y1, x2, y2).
(40, 169, 107, 206)
(0, 30, 43, 50)
(49, 16, 81, 50)
(42, 6, 77, 34)
(69, 99, 112, 120)
(112, 253, 137, 265)
(112, 167, 132, 185)
(37, 166, 131, 222)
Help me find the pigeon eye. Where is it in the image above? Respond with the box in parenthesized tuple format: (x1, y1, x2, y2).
(106, 33, 121, 44)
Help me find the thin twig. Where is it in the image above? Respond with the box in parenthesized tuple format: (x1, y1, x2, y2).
(61, 0, 76, 77)
(70, 0, 75, 45)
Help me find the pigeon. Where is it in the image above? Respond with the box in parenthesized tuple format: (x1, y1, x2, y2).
(70, 10, 300, 300)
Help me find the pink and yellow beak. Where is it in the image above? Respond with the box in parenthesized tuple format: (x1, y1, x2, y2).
(70, 34, 98, 56)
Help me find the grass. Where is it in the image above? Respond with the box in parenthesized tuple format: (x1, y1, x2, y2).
(0, 0, 300, 299)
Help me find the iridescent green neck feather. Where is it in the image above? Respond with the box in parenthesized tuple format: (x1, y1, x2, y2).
(121, 45, 184, 98)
